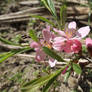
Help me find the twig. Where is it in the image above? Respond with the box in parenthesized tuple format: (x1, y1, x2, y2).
(0, 42, 24, 50)
(14, 54, 89, 66)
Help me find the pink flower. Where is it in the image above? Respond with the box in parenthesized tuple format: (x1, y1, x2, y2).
(30, 26, 56, 67)
(86, 38, 92, 56)
(64, 39, 82, 53)
(30, 41, 46, 62)
(42, 26, 55, 44)
(54, 21, 90, 39)
(48, 58, 57, 67)
(53, 21, 90, 53)
(53, 39, 82, 53)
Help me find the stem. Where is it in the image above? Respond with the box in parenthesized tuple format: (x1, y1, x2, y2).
(81, 55, 92, 63)
(53, 16, 61, 29)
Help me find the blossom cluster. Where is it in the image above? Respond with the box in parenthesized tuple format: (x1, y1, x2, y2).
(30, 21, 91, 67)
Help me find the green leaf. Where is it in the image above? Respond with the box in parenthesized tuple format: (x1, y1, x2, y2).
(21, 62, 70, 92)
(64, 66, 71, 82)
(0, 36, 20, 46)
(42, 68, 62, 92)
(0, 47, 31, 63)
(43, 47, 66, 62)
(41, 0, 57, 18)
(82, 45, 87, 53)
(41, 0, 51, 12)
(29, 29, 39, 42)
(72, 63, 82, 74)
(60, 5, 67, 29)
(30, 15, 56, 27)
(64, 71, 71, 83)
(47, 0, 57, 17)
(21, 68, 63, 92)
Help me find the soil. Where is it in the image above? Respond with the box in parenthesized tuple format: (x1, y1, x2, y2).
(0, 0, 92, 92)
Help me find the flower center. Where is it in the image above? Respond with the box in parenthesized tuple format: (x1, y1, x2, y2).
(65, 29, 76, 38)
(43, 41, 52, 49)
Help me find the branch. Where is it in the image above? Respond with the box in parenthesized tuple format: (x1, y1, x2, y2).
(0, 42, 25, 50)
(14, 54, 89, 66)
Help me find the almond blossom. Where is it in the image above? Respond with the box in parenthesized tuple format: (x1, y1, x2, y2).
(30, 26, 57, 67)
(53, 21, 90, 53)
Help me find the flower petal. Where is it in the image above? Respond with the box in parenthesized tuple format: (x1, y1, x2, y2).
(71, 40, 82, 53)
(53, 28, 66, 37)
(53, 37, 66, 51)
(86, 38, 92, 46)
(68, 21, 76, 29)
(64, 40, 82, 53)
(36, 49, 46, 62)
(49, 59, 57, 67)
(42, 26, 55, 43)
(64, 40, 73, 53)
(42, 29, 51, 42)
(30, 41, 40, 51)
(77, 26, 90, 38)
(54, 37, 66, 42)
(86, 38, 92, 56)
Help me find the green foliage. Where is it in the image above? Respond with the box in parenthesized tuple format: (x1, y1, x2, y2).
(11, 34, 22, 44)
(82, 45, 87, 53)
(21, 68, 63, 92)
(0, 47, 31, 63)
(43, 47, 66, 62)
(64, 71, 71, 83)
(29, 29, 39, 42)
(72, 63, 82, 74)
(90, 87, 92, 92)
(41, 0, 57, 18)
(0, 36, 21, 46)
(64, 66, 71, 82)
(60, 5, 67, 29)
(42, 69, 61, 92)
(9, 72, 23, 84)
(30, 15, 56, 27)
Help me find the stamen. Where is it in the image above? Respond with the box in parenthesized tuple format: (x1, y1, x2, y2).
(43, 41, 52, 49)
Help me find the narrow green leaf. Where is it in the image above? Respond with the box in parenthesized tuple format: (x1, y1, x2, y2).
(41, 0, 51, 12)
(21, 68, 63, 92)
(72, 63, 82, 74)
(64, 71, 71, 83)
(0, 47, 31, 63)
(43, 47, 66, 62)
(42, 67, 62, 92)
(41, 0, 57, 18)
(29, 29, 39, 42)
(21, 62, 70, 92)
(60, 5, 67, 29)
(0, 52, 10, 57)
(0, 36, 20, 46)
(30, 15, 56, 27)
(64, 66, 71, 82)
(47, 0, 57, 17)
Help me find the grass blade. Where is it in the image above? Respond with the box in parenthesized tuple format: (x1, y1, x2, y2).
(0, 36, 20, 46)
(0, 47, 31, 63)
(60, 5, 67, 29)
(21, 68, 63, 92)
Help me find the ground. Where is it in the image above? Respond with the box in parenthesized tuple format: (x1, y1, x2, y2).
(0, 0, 92, 92)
